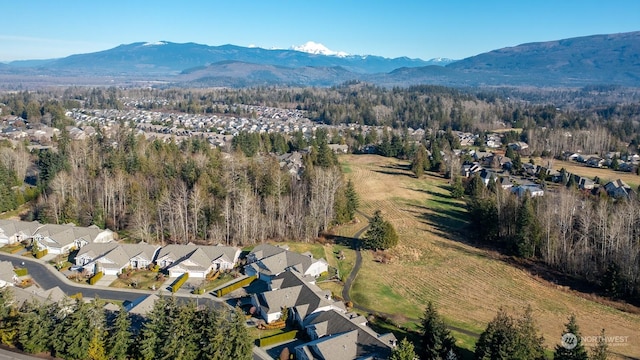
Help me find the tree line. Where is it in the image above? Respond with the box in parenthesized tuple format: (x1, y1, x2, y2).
(23, 126, 355, 246)
(464, 174, 640, 304)
(389, 301, 608, 360)
(0, 289, 252, 360)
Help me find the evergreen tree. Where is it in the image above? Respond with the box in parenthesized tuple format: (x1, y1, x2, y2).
(590, 329, 608, 360)
(475, 307, 546, 360)
(107, 306, 131, 360)
(362, 210, 398, 250)
(160, 301, 199, 360)
(420, 301, 457, 360)
(137, 296, 168, 360)
(226, 307, 252, 360)
(412, 144, 427, 178)
(345, 179, 359, 221)
(17, 301, 54, 354)
(475, 308, 519, 360)
(515, 196, 541, 258)
(87, 328, 108, 360)
(450, 177, 465, 199)
(390, 338, 418, 360)
(513, 306, 546, 360)
(554, 315, 588, 360)
(0, 288, 17, 346)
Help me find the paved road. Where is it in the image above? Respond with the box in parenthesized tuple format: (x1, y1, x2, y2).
(0, 253, 221, 307)
(340, 210, 369, 303)
(0, 347, 45, 360)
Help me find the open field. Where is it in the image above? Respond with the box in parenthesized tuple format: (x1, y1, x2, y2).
(533, 157, 640, 189)
(337, 154, 640, 358)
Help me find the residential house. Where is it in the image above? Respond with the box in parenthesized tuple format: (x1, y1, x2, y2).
(479, 169, 498, 186)
(156, 244, 241, 278)
(578, 177, 596, 190)
(0, 220, 42, 246)
(586, 157, 605, 168)
(10, 286, 66, 308)
(124, 294, 160, 317)
(295, 309, 397, 360)
(245, 244, 329, 282)
(511, 184, 545, 198)
(33, 224, 114, 255)
(0, 261, 18, 287)
(508, 141, 530, 152)
(498, 176, 514, 190)
(604, 179, 632, 199)
(75, 243, 161, 276)
(250, 269, 345, 325)
(461, 162, 482, 178)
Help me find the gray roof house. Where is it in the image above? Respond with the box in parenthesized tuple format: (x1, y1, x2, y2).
(0, 261, 18, 287)
(250, 269, 345, 325)
(245, 244, 328, 282)
(33, 223, 114, 255)
(75, 243, 161, 276)
(156, 244, 241, 278)
(0, 220, 42, 246)
(295, 309, 397, 360)
(604, 179, 632, 199)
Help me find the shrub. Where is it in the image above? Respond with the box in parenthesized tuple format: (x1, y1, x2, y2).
(215, 275, 257, 297)
(258, 330, 298, 347)
(9, 246, 24, 254)
(171, 273, 189, 293)
(13, 268, 28, 277)
(34, 249, 48, 259)
(89, 271, 104, 285)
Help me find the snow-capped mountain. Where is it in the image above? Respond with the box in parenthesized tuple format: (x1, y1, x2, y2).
(290, 41, 349, 57)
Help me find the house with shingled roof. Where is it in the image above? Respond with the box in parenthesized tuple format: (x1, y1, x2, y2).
(295, 309, 397, 360)
(155, 244, 240, 278)
(245, 244, 328, 282)
(32, 223, 114, 254)
(75, 243, 161, 276)
(0, 220, 42, 246)
(250, 269, 345, 325)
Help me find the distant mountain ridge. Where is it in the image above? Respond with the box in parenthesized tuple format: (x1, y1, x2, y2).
(1, 31, 639, 88)
(36, 41, 440, 75)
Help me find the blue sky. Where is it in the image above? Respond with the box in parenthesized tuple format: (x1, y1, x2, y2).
(1, 0, 639, 61)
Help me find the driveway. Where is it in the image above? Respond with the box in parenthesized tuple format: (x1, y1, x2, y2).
(0, 253, 222, 306)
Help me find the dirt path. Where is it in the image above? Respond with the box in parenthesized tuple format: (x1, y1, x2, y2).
(341, 210, 478, 339)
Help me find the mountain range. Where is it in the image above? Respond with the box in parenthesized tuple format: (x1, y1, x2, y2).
(1, 31, 639, 88)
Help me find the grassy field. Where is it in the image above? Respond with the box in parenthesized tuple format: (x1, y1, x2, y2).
(533, 157, 640, 189)
(336, 154, 640, 359)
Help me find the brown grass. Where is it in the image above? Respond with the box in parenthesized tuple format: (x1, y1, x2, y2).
(535, 158, 639, 189)
(336, 154, 640, 359)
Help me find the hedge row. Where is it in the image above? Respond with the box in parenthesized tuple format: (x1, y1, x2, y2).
(258, 330, 298, 347)
(171, 273, 189, 293)
(9, 246, 24, 254)
(215, 275, 257, 297)
(34, 249, 48, 259)
(89, 271, 103, 285)
(13, 268, 28, 277)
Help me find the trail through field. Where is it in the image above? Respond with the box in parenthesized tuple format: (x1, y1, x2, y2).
(340, 154, 640, 359)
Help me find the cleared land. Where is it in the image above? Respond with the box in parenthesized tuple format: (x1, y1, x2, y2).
(534, 157, 640, 189)
(337, 154, 640, 358)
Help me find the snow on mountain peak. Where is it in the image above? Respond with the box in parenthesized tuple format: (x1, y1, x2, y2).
(143, 41, 168, 46)
(290, 41, 349, 57)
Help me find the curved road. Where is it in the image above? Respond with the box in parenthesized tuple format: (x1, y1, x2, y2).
(340, 210, 478, 339)
(0, 252, 220, 306)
